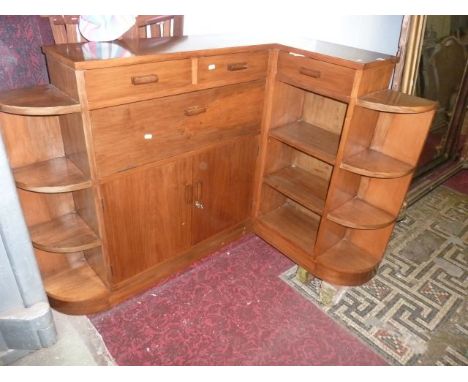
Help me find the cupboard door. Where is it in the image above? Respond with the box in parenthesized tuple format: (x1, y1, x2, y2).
(100, 158, 192, 284)
(192, 136, 258, 244)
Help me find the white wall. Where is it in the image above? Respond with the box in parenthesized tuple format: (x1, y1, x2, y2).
(185, 15, 403, 55)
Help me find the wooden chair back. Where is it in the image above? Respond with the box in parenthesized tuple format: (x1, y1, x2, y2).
(47, 15, 184, 44)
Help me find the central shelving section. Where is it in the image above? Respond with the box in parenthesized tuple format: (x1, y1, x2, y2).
(256, 79, 347, 261)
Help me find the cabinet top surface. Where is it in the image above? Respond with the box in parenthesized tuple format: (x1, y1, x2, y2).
(43, 35, 396, 70)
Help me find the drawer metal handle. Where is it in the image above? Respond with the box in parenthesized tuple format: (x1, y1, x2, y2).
(131, 74, 159, 85)
(184, 106, 207, 116)
(227, 62, 248, 71)
(299, 67, 321, 79)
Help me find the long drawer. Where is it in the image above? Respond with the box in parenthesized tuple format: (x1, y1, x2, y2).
(277, 51, 355, 101)
(91, 80, 265, 178)
(84, 59, 192, 109)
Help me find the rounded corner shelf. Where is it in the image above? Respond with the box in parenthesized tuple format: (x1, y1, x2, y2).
(341, 149, 414, 178)
(13, 157, 92, 193)
(30, 212, 101, 253)
(357, 90, 437, 114)
(327, 198, 395, 229)
(315, 240, 380, 286)
(0, 84, 81, 116)
(44, 264, 110, 314)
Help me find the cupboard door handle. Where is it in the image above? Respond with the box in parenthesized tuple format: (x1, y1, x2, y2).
(227, 62, 248, 71)
(193, 181, 204, 209)
(194, 201, 204, 209)
(185, 184, 193, 204)
(131, 74, 159, 85)
(184, 106, 207, 116)
(299, 67, 321, 79)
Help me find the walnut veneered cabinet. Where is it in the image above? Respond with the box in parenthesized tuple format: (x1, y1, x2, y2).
(0, 36, 437, 314)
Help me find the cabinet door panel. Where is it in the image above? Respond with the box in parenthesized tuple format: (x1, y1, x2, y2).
(101, 158, 192, 284)
(192, 136, 258, 244)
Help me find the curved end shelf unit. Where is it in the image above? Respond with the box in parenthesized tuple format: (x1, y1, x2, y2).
(340, 149, 414, 178)
(0, 84, 81, 115)
(14, 157, 92, 193)
(327, 197, 395, 230)
(44, 264, 110, 315)
(356, 90, 438, 114)
(0, 83, 109, 315)
(30, 212, 101, 253)
(314, 240, 379, 286)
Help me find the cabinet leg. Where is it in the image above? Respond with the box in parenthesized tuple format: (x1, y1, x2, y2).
(295, 266, 309, 283)
(319, 281, 348, 307)
(397, 200, 408, 222)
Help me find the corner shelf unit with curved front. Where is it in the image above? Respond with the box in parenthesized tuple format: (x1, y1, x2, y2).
(0, 84, 110, 314)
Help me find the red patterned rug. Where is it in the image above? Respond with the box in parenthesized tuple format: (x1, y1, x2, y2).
(89, 235, 386, 365)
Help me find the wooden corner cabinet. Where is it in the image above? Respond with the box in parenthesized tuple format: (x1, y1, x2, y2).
(0, 36, 436, 314)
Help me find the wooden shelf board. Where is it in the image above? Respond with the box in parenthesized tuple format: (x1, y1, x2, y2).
(14, 157, 92, 193)
(258, 202, 319, 255)
(0, 84, 80, 116)
(264, 166, 328, 215)
(316, 239, 378, 274)
(327, 197, 395, 229)
(270, 120, 339, 165)
(44, 263, 109, 303)
(357, 90, 437, 114)
(30, 212, 101, 253)
(341, 149, 413, 178)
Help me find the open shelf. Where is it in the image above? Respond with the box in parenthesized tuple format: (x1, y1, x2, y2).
(264, 166, 328, 215)
(315, 240, 379, 285)
(341, 149, 413, 178)
(30, 213, 101, 253)
(13, 157, 92, 193)
(0, 84, 81, 115)
(270, 121, 340, 165)
(357, 90, 437, 114)
(44, 263, 109, 303)
(257, 202, 319, 255)
(327, 197, 395, 229)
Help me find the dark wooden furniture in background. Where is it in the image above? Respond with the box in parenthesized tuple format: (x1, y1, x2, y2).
(393, 16, 468, 205)
(0, 36, 436, 314)
(47, 15, 184, 44)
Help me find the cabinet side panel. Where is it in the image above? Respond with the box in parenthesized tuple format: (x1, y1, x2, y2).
(0, 113, 64, 168)
(356, 62, 395, 96)
(46, 56, 80, 101)
(270, 81, 305, 128)
(59, 113, 90, 177)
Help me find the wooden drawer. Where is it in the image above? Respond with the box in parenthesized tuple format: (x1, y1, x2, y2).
(91, 81, 265, 178)
(84, 59, 192, 109)
(277, 51, 355, 101)
(197, 51, 268, 85)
